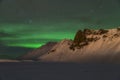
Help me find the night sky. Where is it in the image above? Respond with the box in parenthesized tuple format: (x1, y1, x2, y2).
(0, 0, 120, 56)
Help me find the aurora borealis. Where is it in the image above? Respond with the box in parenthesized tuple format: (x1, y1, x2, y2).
(0, 0, 120, 56)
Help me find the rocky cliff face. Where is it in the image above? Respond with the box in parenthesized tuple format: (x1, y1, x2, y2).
(70, 29, 109, 50)
(20, 28, 120, 63)
(39, 28, 120, 63)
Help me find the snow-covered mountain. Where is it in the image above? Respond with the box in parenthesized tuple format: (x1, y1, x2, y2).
(20, 28, 120, 63)
(20, 42, 57, 60)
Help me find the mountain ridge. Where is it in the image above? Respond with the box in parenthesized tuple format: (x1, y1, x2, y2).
(20, 28, 120, 63)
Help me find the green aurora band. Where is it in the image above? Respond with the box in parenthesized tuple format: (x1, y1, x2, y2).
(0, 19, 120, 48)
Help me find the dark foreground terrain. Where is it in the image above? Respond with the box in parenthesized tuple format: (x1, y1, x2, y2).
(0, 62, 120, 80)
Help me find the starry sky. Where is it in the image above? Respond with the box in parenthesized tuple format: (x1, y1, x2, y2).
(0, 0, 120, 56)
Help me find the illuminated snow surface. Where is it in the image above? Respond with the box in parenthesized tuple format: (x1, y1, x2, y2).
(21, 28, 120, 63)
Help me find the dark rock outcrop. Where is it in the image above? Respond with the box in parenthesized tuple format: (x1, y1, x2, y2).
(70, 29, 109, 50)
(84, 29, 92, 35)
(70, 29, 88, 50)
(73, 30, 87, 45)
(98, 29, 108, 34)
(117, 27, 120, 31)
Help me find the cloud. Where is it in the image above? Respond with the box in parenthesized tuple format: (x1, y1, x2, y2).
(0, 31, 18, 38)
(0, 45, 33, 54)
(0, 39, 4, 46)
(0, 33, 33, 56)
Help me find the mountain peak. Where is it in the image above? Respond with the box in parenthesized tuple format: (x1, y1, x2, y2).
(70, 28, 120, 51)
(20, 28, 120, 63)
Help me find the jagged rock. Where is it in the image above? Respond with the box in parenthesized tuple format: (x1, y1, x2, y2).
(73, 30, 86, 45)
(98, 29, 108, 34)
(84, 29, 92, 35)
(93, 30, 99, 35)
(70, 30, 87, 50)
(117, 27, 120, 31)
(103, 35, 107, 38)
(114, 34, 119, 38)
(87, 38, 94, 42)
(71, 29, 108, 50)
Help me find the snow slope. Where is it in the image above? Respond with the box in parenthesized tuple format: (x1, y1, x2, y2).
(20, 42, 57, 60)
(38, 28, 120, 63)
